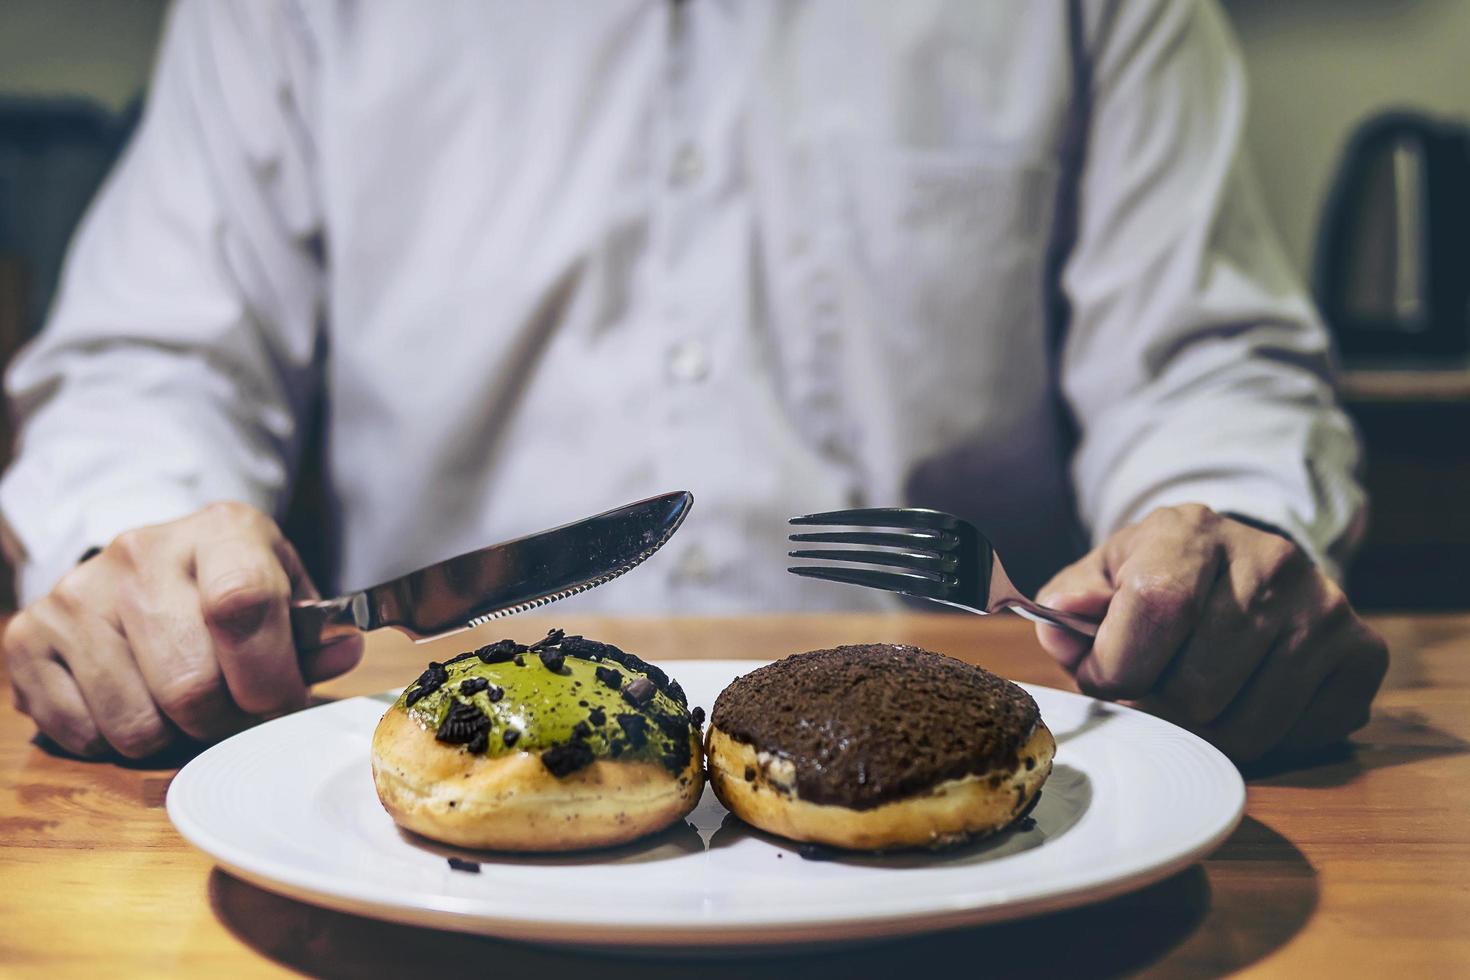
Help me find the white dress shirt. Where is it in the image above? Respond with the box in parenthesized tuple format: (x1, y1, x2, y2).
(1, 0, 1363, 613)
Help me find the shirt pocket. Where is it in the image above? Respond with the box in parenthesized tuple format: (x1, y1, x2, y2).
(827, 140, 1059, 446)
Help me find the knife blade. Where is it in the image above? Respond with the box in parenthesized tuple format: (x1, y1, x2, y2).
(290, 490, 693, 647)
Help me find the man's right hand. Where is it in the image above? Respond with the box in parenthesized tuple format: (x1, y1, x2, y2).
(3, 502, 364, 758)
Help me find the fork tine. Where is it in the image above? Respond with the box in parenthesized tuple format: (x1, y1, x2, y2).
(787, 529, 957, 552)
(787, 564, 953, 600)
(789, 507, 961, 531)
(788, 548, 957, 577)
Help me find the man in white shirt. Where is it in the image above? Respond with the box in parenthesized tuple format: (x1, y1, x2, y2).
(1, 0, 1386, 764)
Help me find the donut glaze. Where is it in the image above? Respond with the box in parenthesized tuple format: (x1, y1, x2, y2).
(710, 644, 1041, 810)
(394, 631, 700, 777)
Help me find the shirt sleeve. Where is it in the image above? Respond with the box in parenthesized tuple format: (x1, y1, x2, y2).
(1060, 0, 1364, 579)
(0, 0, 323, 605)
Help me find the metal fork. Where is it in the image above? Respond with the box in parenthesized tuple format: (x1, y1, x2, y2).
(788, 507, 1100, 636)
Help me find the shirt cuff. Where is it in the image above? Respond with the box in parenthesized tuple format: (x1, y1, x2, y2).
(0, 461, 205, 606)
(1110, 479, 1350, 583)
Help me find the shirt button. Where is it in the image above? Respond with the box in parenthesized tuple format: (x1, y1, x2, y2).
(670, 143, 704, 186)
(666, 339, 710, 382)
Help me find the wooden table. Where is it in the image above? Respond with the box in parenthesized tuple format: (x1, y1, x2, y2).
(3, 613, 1467, 978)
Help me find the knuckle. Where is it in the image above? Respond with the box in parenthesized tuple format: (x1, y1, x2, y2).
(110, 714, 172, 759)
(1074, 668, 1112, 699)
(49, 570, 92, 613)
(1161, 503, 1217, 532)
(39, 711, 106, 758)
(108, 528, 149, 564)
(155, 670, 222, 726)
(115, 579, 164, 624)
(203, 500, 274, 536)
(1127, 572, 1194, 619)
(1318, 583, 1354, 627)
(1259, 536, 1307, 581)
(2, 611, 40, 658)
(203, 500, 250, 520)
(203, 567, 286, 611)
(1077, 661, 1143, 701)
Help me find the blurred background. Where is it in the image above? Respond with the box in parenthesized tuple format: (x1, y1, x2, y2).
(1, 0, 1466, 611)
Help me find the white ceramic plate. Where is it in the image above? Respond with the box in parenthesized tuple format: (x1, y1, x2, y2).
(167, 660, 1244, 946)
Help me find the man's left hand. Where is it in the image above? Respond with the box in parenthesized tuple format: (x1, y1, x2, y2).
(1033, 504, 1388, 763)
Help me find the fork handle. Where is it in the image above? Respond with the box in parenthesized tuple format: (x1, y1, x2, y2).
(999, 600, 1100, 638)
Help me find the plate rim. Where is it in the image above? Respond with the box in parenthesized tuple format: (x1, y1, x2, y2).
(167, 660, 1246, 946)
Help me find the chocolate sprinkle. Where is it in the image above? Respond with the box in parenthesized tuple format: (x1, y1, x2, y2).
(435, 700, 490, 745)
(595, 665, 623, 690)
(560, 635, 687, 707)
(530, 628, 566, 650)
(615, 713, 649, 748)
(663, 728, 693, 773)
(503, 728, 520, 747)
(476, 639, 521, 664)
(404, 662, 448, 707)
(541, 740, 595, 777)
(652, 711, 687, 742)
(711, 645, 1040, 811)
(587, 706, 606, 727)
(447, 857, 480, 873)
(621, 676, 655, 707)
(560, 636, 606, 660)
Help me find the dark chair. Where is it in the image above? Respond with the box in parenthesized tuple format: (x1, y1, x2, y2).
(0, 97, 141, 608)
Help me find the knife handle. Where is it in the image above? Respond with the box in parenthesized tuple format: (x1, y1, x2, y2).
(290, 596, 363, 651)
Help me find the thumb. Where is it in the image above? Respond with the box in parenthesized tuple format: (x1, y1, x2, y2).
(1034, 551, 1114, 671)
(279, 538, 365, 684)
(300, 633, 365, 684)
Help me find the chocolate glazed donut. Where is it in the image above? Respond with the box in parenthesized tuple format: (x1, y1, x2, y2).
(707, 645, 1054, 850)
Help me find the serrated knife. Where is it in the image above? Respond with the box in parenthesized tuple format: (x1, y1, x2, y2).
(289, 490, 692, 648)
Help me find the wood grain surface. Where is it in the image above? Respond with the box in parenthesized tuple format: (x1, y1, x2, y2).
(2, 612, 1467, 978)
